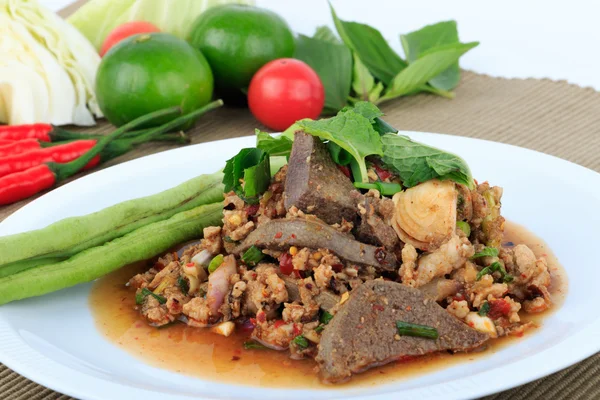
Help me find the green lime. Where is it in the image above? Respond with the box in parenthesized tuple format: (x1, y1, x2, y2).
(96, 33, 214, 127)
(188, 4, 295, 94)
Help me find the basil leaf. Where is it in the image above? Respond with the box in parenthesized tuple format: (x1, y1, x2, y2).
(223, 148, 271, 203)
(256, 130, 293, 158)
(348, 101, 383, 122)
(330, 4, 406, 85)
(381, 134, 473, 188)
(297, 109, 382, 183)
(471, 247, 499, 259)
(294, 34, 352, 113)
(313, 25, 340, 44)
(400, 21, 461, 91)
(382, 42, 478, 100)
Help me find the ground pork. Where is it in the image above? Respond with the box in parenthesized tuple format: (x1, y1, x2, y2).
(447, 300, 470, 319)
(399, 244, 418, 287)
(200, 226, 222, 254)
(413, 235, 474, 287)
(243, 264, 288, 316)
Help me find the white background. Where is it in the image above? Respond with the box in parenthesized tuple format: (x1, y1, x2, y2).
(41, 0, 600, 90)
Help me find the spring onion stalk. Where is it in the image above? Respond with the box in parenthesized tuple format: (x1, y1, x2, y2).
(456, 221, 471, 237)
(293, 335, 309, 349)
(137, 287, 167, 305)
(353, 181, 402, 196)
(241, 246, 264, 266)
(243, 341, 267, 350)
(395, 321, 439, 340)
(208, 254, 224, 273)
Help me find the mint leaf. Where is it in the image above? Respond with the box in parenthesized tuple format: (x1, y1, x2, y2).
(382, 42, 478, 100)
(381, 134, 473, 188)
(471, 247, 500, 259)
(297, 109, 382, 183)
(327, 142, 353, 165)
(400, 21, 461, 91)
(223, 148, 271, 203)
(330, 4, 406, 85)
(256, 130, 293, 158)
(313, 25, 340, 44)
(295, 34, 352, 113)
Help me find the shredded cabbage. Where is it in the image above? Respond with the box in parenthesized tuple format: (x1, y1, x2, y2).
(0, 0, 102, 125)
(68, 0, 254, 50)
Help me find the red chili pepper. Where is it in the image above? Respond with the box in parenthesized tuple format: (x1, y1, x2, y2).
(0, 140, 99, 178)
(0, 139, 43, 157)
(0, 139, 15, 146)
(488, 299, 512, 319)
(0, 106, 183, 206)
(0, 124, 53, 142)
(273, 320, 285, 329)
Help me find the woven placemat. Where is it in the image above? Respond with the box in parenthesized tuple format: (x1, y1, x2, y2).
(1, 70, 599, 399)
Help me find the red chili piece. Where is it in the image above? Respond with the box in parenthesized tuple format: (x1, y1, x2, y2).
(331, 263, 344, 273)
(279, 253, 293, 275)
(0, 124, 53, 142)
(337, 164, 351, 178)
(274, 231, 283, 239)
(273, 320, 285, 329)
(0, 164, 56, 205)
(245, 203, 260, 217)
(488, 299, 512, 319)
(0, 139, 42, 157)
(374, 164, 392, 181)
(0, 139, 15, 146)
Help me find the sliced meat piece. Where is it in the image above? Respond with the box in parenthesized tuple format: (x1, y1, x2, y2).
(418, 278, 463, 302)
(353, 193, 399, 250)
(316, 280, 488, 383)
(280, 273, 340, 312)
(233, 218, 397, 272)
(284, 132, 357, 225)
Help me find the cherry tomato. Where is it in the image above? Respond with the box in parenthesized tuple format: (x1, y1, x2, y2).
(248, 58, 325, 131)
(100, 21, 161, 57)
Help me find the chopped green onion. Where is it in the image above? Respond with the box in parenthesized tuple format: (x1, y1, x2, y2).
(136, 287, 167, 305)
(177, 276, 189, 296)
(353, 181, 402, 196)
(208, 254, 224, 274)
(241, 246, 264, 266)
(396, 321, 439, 340)
(315, 324, 325, 333)
(320, 310, 334, 325)
(456, 221, 471, 237)
(243, 341, 267, 350)
(471, 247, 499, 260)
(478, 301, 490, 316)
(476, 261, 513, 282)
(293, 335, 309, 349)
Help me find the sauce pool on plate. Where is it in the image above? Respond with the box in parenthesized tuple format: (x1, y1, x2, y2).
(89, 221, 568, 388)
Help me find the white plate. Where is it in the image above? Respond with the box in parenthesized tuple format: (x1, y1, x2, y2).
(1, 132, 599, 400)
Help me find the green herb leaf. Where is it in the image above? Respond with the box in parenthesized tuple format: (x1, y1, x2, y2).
(313, 25, 340, 44)
(294, 33, 352, 113)
(456, 221, 471, 237)
(315, 324, 325, 333)
(330, 4, 406, 85)
(347, 101, 383, 122)
(372, 115, 398, 136)
(256, 130, 293, 158)
(476, 261, 513, 282)
(177, 276, 189, 296)
(243, 341, 267, 350)
(242, 246, 264, 266)
(396, 321, 439, 339)
(320, 310, 334, 325)
(297, 109, 383, 183)
(400, 20, 461, 91)
(223, 148, 271, 203)
(354, 181, 403, 196)
(137, 287, 166, 305)
(478, 301, 490, 316)
(381, 134, 473, 188)
(208, 254, 224, 274)
(327, 142, 353, 166)
(471, 247, 499, 260)
(293, 335, 309, 349)
(351, 53, 375, 101)
(381, 42, 479, 101)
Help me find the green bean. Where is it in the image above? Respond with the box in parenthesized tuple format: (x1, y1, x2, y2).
(0, 202, 224, 305)
(0, 171, 224, 277)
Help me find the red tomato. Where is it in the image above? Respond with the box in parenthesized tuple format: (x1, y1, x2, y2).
(248, 58, 325, 131)
(100, 21, 161, 56)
